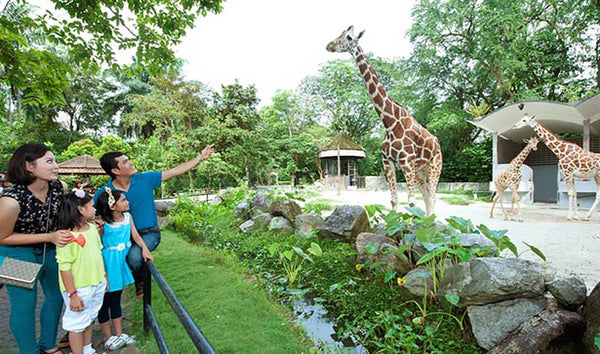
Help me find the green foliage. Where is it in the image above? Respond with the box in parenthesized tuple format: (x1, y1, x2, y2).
(440, 196, 471, 205)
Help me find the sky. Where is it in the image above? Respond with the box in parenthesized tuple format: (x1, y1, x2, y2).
(173, 0, 417, 106)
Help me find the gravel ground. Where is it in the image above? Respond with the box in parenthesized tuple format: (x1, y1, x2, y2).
(315, 190, 600, 293)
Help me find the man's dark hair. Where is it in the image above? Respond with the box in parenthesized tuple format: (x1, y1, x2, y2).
(100, 152, 125, 180)
(7, 143, 51, 185)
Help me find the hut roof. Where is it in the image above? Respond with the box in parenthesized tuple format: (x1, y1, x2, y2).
(320, 131, 364, 151)
(469, 94, 600, 142)
(58, 154, 105, 175)
(319, 131, 365, 158)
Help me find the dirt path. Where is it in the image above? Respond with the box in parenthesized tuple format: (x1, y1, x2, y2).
(315, 190, 600, 293)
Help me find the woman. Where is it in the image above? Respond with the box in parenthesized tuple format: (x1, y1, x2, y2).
(0, 143, 72, 354)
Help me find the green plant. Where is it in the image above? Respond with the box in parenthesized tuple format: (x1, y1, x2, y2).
(595, 333, 600, 350)
(303, 198, 336, 214)
(268, 242, 322, 284)
(440, 196, 471, 205)
(477, 224, 546, 261)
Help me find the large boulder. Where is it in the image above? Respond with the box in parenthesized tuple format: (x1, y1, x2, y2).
(489, 308, 585, 354)
(582, 282, 600, 354)
(294, 212, 324, 237)
(546, 276, 587, 309)
(438, 258, 547, 307)
(355, 233, 411, 275)
(250, 192, 271, 212)
(268, 216, 294, 235)
(318, 205, 371, 242)
(270, 200, 302, 222)
(468, 297, 547, 350)
(155, 200, 175, 214)
(398, 268, 433, 300)
(239, 212, 272, 233)
(234, 200, 252, 220)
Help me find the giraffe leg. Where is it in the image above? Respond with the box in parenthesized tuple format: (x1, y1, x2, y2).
(566, 176, 579, 220)
(383, 159, 398, 210)
(497, 187, 509, 220)
(425, 156, 442, 216)
(510, 185, 522, 221)
(401, 165, 417, 208)
(415, 170, 431, 215)
(584, 174, 600, 221)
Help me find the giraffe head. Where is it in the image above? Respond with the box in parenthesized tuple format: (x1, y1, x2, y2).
(513, 114, 536, 129)
(525, 136, 539, 150)
(326, 25, 365, 53)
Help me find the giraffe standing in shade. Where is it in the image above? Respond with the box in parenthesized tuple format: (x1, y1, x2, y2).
(326, 26, 442, 215)
(489, 136, 539, 221)
(514, 114, 600, 220)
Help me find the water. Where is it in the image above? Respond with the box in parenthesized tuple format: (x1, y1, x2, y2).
(291, 297, 367, 353)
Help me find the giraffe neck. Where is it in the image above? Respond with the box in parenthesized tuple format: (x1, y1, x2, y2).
(351, 46, 399, 130)
(531, 121, 571, 159)
(509, 143, 535, 170)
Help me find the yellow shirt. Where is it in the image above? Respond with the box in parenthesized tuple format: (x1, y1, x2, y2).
(55, 223, 105, 292)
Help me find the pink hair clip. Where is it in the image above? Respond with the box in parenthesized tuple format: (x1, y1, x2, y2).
(74, 189, 86, 198)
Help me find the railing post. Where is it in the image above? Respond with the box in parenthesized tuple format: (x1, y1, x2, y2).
(143, 263, 152, 333)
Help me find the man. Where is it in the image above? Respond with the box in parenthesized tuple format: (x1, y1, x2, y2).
(94, 145, 214, 297)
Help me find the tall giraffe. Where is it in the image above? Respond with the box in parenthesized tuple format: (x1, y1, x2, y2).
(489, 136, 539, 221)
(326, 26, 442, 215)
(514, 114, 600, 220)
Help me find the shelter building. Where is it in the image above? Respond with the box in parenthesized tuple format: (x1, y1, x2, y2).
(469, 94, 600, 206)
(319, 131, 365, 190)
(58, 154, 105, 192)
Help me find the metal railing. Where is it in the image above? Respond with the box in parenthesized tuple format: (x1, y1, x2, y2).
(143, 261, 216, 353)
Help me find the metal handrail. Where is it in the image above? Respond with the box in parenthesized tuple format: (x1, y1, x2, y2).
(143, 261, 216, 353)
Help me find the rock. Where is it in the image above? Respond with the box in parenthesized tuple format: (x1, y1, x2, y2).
(468, 297, 547, 350)
(438, 258, 546, 307)
(318, 205, 371, 242)
(210, 195, 223, 205)
(372, 222, 387, 236)
(450, 233, 498, 256)
(355, 233, 411, 275)
(294, 213, 324, 237)
(155, 200, 175, 213)
(398, 268, 433, 300)
(488, 308, 585, 354)
(582, 282, 600, 354)
(268, 216, 294, 235)
(250, 192, 271, 212)
(240, 212, 273, 233)
(234, 200, 252, 220)
(546, 276, 587, 309)
(270, 200, 302, 222)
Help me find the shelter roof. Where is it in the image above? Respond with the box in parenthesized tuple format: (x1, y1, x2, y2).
(469, 94, 600, 142)
(319, 131, 365, 158)
(58, 154, 105, 175)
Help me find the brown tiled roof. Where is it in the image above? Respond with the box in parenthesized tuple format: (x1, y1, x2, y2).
(58, 154, 105, 175)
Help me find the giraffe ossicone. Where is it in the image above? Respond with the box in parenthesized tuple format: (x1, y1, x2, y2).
(326, 26, 443, 215)
(513, 113, 600, 220)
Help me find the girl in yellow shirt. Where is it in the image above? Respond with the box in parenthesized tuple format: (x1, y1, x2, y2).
(56, 190, 106, 354)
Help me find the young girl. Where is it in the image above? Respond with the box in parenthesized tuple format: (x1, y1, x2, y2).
(95, 187, 154, 350)
(56, 190, 107, 354)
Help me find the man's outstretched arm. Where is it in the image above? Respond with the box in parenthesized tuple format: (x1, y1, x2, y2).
(161, 144, 214, 181)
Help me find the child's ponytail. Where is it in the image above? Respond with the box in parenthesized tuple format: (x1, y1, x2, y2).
(58, 190, 93, 230)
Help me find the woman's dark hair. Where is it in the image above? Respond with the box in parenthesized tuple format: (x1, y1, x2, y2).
(7, 143, 51, 185)
(58, 192, 93, 230)
(95, 189, 124, 224)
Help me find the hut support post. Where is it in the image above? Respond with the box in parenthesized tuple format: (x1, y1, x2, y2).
(492, 133, 499, 178)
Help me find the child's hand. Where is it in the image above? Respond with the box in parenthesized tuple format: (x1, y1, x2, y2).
(70, 294, 84, 312)
(142, 249, 154, 262)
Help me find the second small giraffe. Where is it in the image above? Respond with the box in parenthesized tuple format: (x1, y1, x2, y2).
(490, 136, 539, 221)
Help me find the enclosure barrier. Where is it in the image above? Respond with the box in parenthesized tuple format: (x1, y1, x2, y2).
(143, 261, 216, 353)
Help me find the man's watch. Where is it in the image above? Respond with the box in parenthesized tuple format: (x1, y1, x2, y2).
(196, 155, 203, 162)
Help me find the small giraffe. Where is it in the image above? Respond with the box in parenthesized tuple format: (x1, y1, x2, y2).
(489, 136, 539, 221)
(514, 114, 600, 220)
(326, 26, 442, 215)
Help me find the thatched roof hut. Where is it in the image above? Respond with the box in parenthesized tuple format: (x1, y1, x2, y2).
(58, 154, 105, 175)
(319, 131, 365, 189)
